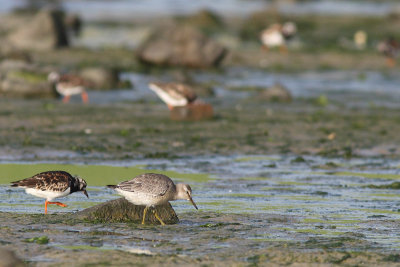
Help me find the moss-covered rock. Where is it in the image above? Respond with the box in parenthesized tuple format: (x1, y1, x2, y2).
(137, 24, 227, 68)
(75, 198, 179, 225)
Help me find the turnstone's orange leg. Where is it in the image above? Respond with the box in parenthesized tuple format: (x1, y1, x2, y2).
(81, 92, 89, 103)
(63, 96, 71, 103)
(47, 201, 68, 207)
(386, 57, 396, 67)
(44, 200, 67, 214)
(167, 104, 174, 110)
(261, 45, 269, 52)
(280, 45, 288, 54)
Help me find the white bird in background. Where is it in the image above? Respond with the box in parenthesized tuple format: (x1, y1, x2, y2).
(260, 21, 297, 52)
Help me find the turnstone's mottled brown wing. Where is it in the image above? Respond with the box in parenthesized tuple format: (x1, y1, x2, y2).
(59, 74, 88, 87)
(11, 171, 72, 192)
(116, 173, 173, 197)
(170, 83, 197, 103)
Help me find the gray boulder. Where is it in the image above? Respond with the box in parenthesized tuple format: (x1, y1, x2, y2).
(137, 24, 227, 68)
(7, 10, 68, 51)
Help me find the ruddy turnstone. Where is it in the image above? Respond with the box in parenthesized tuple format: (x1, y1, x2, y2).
(377, 37, 400, 67)
(260, 21, 297, 52)
(11, 171, 89, 214)
(48, 72, 89, 103)
(107, 173, 198, 225)
(148, 82, 197, 110)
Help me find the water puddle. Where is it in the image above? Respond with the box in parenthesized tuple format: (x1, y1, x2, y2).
(1, 155, 400, 250)
(83, 69, 400, 109)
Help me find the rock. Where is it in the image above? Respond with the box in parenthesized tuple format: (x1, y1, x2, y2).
(64, 14, 82, 37)
(0, 69, 53, 98)
(170, 102, 214, 121)
(7, 10, 69, 51)
(137, 24, 227, 68)
(0, 248, 25, 267)
(259, 83, 292, 102)
(179, 9, 224, 32)
(75, 198, 179, 225)
(80, 67, 120, 90)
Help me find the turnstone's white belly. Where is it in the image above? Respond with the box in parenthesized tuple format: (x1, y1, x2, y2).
(56, 85, 85, 96)
(262, 31, 284, 47)
(26, 188, 71, 201)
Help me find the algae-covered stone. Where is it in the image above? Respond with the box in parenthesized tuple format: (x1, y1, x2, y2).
(0, 70, 53, 98)
(75, 198, 179, 225)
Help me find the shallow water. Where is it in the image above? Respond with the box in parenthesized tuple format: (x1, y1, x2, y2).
(86, 69, 400, 109)
(1, 155, 400, 249)
(1, 0, 398, 19)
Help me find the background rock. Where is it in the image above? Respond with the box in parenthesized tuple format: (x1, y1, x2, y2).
(80, 67, 120, 90)
(7, 10, 69, 51)
(75, 198, 179, 225)
(137, 24, 227, 68)
(259, 83, 292, 102)
(0, 248, 25, 267)
(0, 69, 53, 98)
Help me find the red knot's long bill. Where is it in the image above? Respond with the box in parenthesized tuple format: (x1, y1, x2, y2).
(108, 173, 198, 225)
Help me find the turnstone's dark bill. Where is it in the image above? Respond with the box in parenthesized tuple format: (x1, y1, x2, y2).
(148, 82, 197, 110)
(11, 171, 89, 214)
(107, 173, 198, 225)
(48, 72, 89, 103)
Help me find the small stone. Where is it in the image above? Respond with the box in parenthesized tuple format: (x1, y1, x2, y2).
(170, 103, 214, 121)
(259, 83, 292, 102)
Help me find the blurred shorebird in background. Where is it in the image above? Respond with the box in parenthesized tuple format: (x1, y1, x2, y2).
(148, 82, 198, 110)
(48, 72, 89, 103)
(377, 37, 400, 67)
(11, 171, 89, 214)
(260, 21, 297, 52)
(354, 30, 367, 50)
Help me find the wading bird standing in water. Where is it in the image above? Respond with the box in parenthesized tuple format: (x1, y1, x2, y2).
(11, 171, 89, 214)
(48, 72, 89, 103)
(108, 173, 198, 225)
